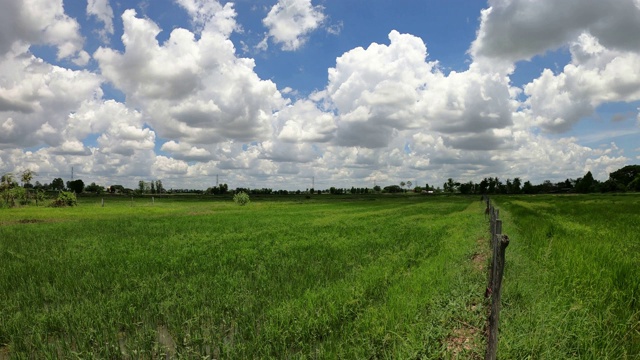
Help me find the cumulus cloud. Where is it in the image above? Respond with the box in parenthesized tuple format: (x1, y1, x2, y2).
(276, 100, 336, 143)
(87, 0, 115, 40)
(263, 0, 325, 51)
(175, 0, 238, 36)
(471, 0, 640, 63)
(524, 34, 640, 132)
(325, 30, 514, 149)
(160, 141, 213, 161)
(0, 46, 103, 148)
(0, 0, 84, 59)
(95, 8, 286, 145)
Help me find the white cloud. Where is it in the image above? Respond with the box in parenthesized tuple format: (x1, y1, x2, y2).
(524, 34, 640, 133)
(95, 9, 286, 145)
(175, 0, 238, 36)
(0, 0, 84, 59)
(87, 0, 115, 40)
(0, 46, 103, 148)
(160, 141, 213, 161)
(276, 100, 336, 143)
(325, 31, 514, 149)
(263, 0, 325, 51)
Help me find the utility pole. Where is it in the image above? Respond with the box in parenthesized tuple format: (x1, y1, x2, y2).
(71, 167, 74, 181)
(312, 176, 315, 189)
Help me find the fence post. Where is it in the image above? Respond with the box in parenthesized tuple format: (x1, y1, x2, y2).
(487, 218, 501, 298)
(101, 198, 104, 207)
(486, 234, 510, 360)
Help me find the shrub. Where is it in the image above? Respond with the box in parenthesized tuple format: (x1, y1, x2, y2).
(50, 191, 77, 207)
(233, 191, 250, 206)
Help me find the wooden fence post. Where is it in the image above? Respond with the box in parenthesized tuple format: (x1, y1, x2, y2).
(486, 234, 510, 360)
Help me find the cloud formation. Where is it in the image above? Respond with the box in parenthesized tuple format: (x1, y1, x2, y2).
(0, 0, 637, 191)
(263, 0, 325, 51)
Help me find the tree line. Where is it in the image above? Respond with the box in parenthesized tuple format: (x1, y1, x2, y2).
(2, 164, 639, 208)
(438, 165, 640, 195)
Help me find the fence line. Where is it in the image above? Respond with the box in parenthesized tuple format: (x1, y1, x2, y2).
(483, 196, 510, 360)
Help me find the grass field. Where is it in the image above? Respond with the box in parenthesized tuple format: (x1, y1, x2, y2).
(495, 194, 640, 359)
(0, 195, 488, 359)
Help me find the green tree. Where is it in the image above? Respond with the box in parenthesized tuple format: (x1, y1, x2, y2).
(67, 179, 85, 194)
(406, 181, 412, 191)
(628, 175, 640, 191)
(609, 165, 640, 188)
(444, 178, 457, 193)
(1, 173, 17, 206)
(51, 177, 65, 191)
(522, 180, 534, 194)
(575, 171, 596, 193)
(512, 177, 522, 194)
(85, 182, 105, 194)
(155, 180, 164, 194)
(20, 170, 35, 187)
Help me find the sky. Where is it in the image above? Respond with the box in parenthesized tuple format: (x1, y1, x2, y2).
(1, 0, 639, 191)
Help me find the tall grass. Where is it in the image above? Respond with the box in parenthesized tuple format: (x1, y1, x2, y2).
(0, 195, 487, 358)
(496, 194, 640, 359)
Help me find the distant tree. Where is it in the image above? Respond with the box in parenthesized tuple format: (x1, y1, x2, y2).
(406, 181, 412, 191)
(505, 179, 513, 194)
(478, 178, 488, 194)
(522, 180, 534, 194)
(609, 165, 640, 188)
(150, 181, 156, 194)
(155, 180, 164, 194)
(600, 179, 626, 193)
(20, 170, 35, 188)
(458, 181, 474, 195)
(575, 171, 596, 193)
(628, 175, 640, 191)
(512, 177, 522, 194)
(66, 179, 85, 194)
(400, 181, 406, 192)
(138, 180, 145, 194)
(373, 185, 381, 192)
(383, 185, 402, 193)
(85, 182, 105, 194)
(51, 177, 65, 191)
(110, 184, 125, 193)
(444, 178, 457, 193)
(1, 173, 17, 206)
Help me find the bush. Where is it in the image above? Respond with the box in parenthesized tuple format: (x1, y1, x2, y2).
(50, 191, 77, 207)
(233, 191, 250, 206)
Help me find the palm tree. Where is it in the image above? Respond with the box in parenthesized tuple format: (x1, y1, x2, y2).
(1, 173, 16, 206)
(20, 169, 35, 187)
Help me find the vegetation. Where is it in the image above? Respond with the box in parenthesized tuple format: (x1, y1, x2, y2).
(0, 196, 487, 358)
(232, 191, 250, 206)
(49, 191, 78, 207)
(495, 194, 640, 358)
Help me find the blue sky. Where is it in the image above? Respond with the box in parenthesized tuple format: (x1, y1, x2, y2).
(1, 0, 639, 190)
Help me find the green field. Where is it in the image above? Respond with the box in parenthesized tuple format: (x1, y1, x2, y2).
(0, 195, 488, 359)
(496, 194, 640, 358)
(2, 194, 638, 359)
